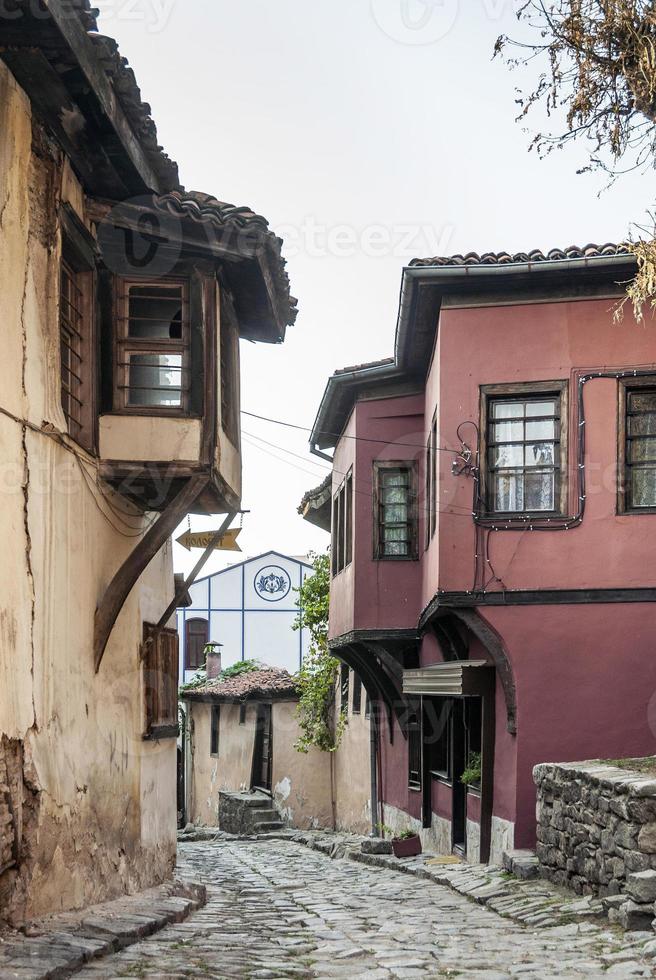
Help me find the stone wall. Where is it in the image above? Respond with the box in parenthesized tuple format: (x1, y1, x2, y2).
(534, 761, 656, 900)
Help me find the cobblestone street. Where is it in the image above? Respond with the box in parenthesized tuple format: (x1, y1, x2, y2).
(71, 839, 656, 979)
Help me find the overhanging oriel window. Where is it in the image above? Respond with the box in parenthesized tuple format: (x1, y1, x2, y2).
(374, 461, 418, 559)
(331, 471, 353, 576)
(482, 382, 567, 516)
(621, 383, 656, 511)
(115, 279, 190, 412)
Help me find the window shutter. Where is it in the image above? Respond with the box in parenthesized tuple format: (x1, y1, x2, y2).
(143, 624, 179, 739)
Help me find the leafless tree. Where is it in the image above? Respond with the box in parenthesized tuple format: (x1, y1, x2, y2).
(496, 1, 656, 320)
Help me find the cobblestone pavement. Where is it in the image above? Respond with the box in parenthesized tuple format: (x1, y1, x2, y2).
(75, 839, 656, 979)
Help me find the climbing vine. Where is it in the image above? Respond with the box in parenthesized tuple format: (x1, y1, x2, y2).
(293, 551, 345, 753)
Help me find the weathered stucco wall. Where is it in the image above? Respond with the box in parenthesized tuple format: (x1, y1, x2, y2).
(0, 61, 176, 925)
(188, 702, 257, 826)
(187, 700, 334, 830)
(272, 701, 333, 829)
(334, 706, 371, 835)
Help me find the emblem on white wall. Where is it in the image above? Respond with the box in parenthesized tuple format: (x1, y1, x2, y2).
(254, 565, 292, 602)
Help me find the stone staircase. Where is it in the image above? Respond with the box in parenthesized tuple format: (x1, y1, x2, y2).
(218, 791, 284, 835)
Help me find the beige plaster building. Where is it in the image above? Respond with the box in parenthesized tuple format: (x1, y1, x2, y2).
(181, 660, 372, 835)
(0, 1, 295, 925)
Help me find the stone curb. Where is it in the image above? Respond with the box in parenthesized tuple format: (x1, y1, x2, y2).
(0, 878, 206, 979)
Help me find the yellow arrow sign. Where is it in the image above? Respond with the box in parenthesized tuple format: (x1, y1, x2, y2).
(176, 528, 242, 552)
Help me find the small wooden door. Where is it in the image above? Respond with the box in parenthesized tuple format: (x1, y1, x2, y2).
(251, 703, 273, 793)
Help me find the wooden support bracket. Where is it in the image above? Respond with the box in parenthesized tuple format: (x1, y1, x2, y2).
(94, 475, 210, 673)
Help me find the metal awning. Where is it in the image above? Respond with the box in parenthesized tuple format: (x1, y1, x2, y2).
(403, 660, 494, 697)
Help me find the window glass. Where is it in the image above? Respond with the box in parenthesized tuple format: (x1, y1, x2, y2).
(126, 353, 183, 408)
(127, 284, 183, 340)
(626, 389, 656, 508)
(117, 280, 189, 412)
(487, 395, 560, 513)
(376, 464, 416, 558)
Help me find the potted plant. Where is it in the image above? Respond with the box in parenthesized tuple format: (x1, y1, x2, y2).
(391, 828, 422, 859)
(461, 751, 482, 791)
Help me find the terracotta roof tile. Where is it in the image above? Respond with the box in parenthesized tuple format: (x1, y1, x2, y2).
(409, 243, 631, 268)
(155, 191, 298, 327)
(182, 668, 298, 702)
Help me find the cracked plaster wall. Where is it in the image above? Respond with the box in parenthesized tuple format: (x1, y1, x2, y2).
(0, 61, 176, 926)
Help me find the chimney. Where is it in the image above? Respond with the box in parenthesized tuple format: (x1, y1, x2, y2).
(205, 643, 223, 680)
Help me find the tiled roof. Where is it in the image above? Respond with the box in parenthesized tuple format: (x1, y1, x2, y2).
(88, 33, 181, 191)
(182, 668, 298, 702)
(409, 243, 631, 268)
(298, 474, 331, 514)
(156, 192, 298, 326)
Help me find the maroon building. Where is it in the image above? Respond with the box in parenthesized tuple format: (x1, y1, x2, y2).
(302, 244, 656, 863)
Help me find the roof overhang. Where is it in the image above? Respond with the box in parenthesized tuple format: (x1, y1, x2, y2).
(403, 660, 494, 697)
(0, 1, 179, 197)
(298, 474, 332, 531)
(310, 251, 637, 453)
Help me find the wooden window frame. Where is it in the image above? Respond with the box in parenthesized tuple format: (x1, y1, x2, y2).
(425, 410, 438, 549)
(113, 276, 191, 416)
(220, 293, 240, 446)
(425, 697, 453, 784)
(618, 377, 656, 515)
(373, 460, 419, 561)
(184, 617, 209, 671)
(331, 470, 353, 577)
(407, 698, 422, 791)
(59, 209, 96, 452)
(210, 704, 220, 757)
(479, 380, 569, 519)
(142, 623, 179, 741)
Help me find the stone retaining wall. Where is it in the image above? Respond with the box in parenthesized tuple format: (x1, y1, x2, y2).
(534, 760, 656, 898)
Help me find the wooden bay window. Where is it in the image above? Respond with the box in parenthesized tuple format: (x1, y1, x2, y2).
(331, 470, 353, 576)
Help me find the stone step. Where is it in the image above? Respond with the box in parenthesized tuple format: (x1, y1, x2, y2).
(253, 820, 284, 833)
(250, 808, 279, 822)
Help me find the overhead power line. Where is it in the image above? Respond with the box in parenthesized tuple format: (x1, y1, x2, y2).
(241, 409, 461, 455)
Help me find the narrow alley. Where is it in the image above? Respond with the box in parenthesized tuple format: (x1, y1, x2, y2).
(74, 840, 654, 979)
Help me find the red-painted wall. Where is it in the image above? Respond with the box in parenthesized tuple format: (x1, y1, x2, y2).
(329, 293, 656, 848)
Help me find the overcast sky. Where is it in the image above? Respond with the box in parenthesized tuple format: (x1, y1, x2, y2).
(101, 0, 645, 577)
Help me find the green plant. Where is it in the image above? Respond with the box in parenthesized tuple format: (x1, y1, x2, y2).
(376, 822, 394, 838)
(292, 552, 345, 753)
(461, 752, 482, 788)
(395, 829, 419, 841)
(178, 657, 261, 695)
(220, 659, 261, 679)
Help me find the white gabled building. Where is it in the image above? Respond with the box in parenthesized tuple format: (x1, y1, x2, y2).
(176, 551, 313, 683)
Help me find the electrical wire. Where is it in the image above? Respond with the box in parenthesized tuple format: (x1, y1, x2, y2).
(242, 429, 331, 472)
(242, 430, 476, 520)
(0, 403, 156, 539)
(241, 409, 461, 455)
